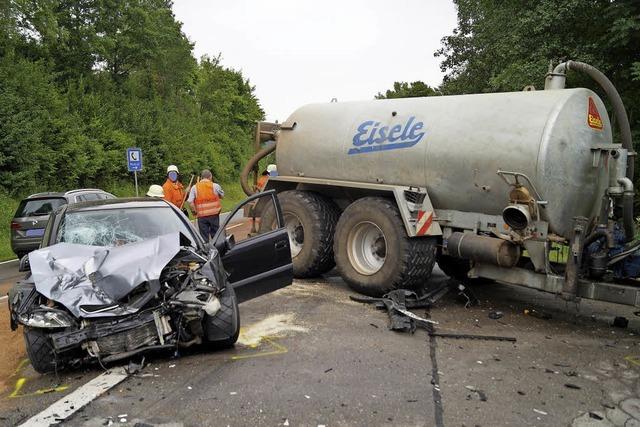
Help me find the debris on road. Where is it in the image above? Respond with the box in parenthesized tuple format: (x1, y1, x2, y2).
(428, 332, 517, 342)
(465, 385, 488, 401)
(589, 412, 604, 420)
(524, 308, 552, 320)
(613, 316, 629, 328)
(533, 408, 548, 416)
(126, 357, 145, 375)
(565, 383, 582, 390)
(350, 285, 448, 332)
(488, 310, 504, 320)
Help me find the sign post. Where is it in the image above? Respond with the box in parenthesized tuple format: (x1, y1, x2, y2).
(126, 148, 143, 196)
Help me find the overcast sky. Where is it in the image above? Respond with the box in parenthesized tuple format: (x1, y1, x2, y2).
(172, 1, 458, 122)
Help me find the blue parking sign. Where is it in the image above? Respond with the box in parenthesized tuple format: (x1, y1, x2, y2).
(127, 148, 143, 172)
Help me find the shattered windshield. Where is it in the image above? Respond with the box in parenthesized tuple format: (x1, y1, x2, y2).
(56, 207, 196, 247)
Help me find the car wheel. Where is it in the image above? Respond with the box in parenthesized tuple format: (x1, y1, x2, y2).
(204, 285, 240, 349)
(333, 197, 437, 297)
(24, 327, 58, 373)
(260, 190, 341, 278)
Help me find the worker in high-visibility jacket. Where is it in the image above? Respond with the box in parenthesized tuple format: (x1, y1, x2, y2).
(188, 169, 225, 240)
(163, 165, 185, 209)
(256, 170, 269, 192)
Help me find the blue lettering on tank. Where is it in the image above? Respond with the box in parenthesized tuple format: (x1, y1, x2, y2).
(349, 116, 425, 155)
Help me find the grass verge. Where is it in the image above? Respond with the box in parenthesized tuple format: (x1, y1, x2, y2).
(0, 193, 20, 261)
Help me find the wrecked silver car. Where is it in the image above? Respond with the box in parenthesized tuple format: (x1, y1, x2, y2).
(8, 192, 293, 373)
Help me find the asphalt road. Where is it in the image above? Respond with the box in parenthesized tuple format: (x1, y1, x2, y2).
(1, 267, 640, 426)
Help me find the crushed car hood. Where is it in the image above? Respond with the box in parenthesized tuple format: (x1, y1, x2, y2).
(29, 233, 181, 318)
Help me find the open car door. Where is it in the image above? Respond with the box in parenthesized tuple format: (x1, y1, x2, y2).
(214, 190, 293, 303)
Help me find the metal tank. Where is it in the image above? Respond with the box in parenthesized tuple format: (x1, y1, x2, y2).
(275, 88, 613, 238)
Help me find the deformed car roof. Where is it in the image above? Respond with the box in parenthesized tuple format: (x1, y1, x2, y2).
(64, 197, 172, 212)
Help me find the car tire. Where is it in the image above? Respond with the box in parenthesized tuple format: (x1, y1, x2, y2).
(260, 190, 341, 278)
(24, 327, 57, 374)
(204, 285, 240, 349)
(333, 197, 437, 297)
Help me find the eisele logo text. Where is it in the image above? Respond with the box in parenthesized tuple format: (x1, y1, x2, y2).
(349, 116, 426, 155)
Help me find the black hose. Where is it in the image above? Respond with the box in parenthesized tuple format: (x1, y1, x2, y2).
(240, 143, 276, 196)
(583, 228, 614, 250)
(623, 192, 635, 242)
(564, 61, 634, 180)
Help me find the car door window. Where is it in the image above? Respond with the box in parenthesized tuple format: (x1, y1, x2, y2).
(82, 193, 101, 201)
(223, 194, 283, 244)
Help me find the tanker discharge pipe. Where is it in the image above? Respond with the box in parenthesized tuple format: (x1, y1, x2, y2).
(240, 142, 277, 196)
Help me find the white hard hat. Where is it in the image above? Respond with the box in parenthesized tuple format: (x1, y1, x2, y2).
(146, 184, 164, 198)
(266, 164, 277, 173)
(167, 165, 179, 173)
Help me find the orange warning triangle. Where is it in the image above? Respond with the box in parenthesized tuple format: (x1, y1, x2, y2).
(587, 97, 603, 130)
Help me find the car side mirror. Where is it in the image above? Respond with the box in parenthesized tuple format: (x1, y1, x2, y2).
(225, 234, 236, 252)
(212, 232, 236, 256)
(18, 254, 30, 272)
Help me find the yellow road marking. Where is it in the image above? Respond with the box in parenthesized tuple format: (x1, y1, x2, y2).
(9, 359, 29, 378)
(231, 337, 288, 360)
(9, 378, 26, 398)
(625, 355, 640, 366)
(7, 359, 70, 399)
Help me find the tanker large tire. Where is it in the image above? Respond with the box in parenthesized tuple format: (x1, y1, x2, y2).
(333, 197, 437, 297)
(261, 190, 341, 278)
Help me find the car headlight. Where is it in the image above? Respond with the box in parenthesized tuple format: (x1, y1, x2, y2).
(19, 310, 73, 328)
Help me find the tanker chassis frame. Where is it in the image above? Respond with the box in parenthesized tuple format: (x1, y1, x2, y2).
(264, 175, 640, 308)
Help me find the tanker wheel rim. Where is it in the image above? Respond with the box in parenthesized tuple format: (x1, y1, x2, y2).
(347, 221, 387, 276)
(284, 212, 304, 258)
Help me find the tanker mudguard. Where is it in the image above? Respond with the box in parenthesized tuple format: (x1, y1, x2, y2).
(266, 175, 442, 237)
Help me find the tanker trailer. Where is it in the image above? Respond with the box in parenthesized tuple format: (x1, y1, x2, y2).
(241, 61, 640, 306)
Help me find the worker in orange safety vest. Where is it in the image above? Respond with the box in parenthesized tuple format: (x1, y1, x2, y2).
(162, 165, 185, 209)
(188, 169, 224, 240)
(256, 170, 269, 192)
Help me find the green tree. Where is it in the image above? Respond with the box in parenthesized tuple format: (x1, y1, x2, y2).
(376, 81, 441, 99)
(0, 0, 264, 197)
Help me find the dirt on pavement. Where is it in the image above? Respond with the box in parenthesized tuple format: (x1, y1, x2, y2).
(0, 304, 26, 394)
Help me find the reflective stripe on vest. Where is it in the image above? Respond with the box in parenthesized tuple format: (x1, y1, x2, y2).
(194, 180, 221, 217)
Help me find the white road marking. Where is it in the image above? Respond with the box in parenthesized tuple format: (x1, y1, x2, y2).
(19, 367, 129, 426)
(0, 258, 18, 265)
(0, 295, 8, 302)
